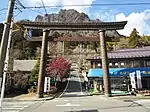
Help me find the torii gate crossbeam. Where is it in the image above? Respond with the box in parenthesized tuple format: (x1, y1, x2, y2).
(20, 21, 127, 30)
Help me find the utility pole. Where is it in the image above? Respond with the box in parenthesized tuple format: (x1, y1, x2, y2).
(99, 30, 111, 97)
(37, 29, 49, 98)
(0, 0, 15, 110)
(0, 19, 14, 109)
(0, 0, 15, 77)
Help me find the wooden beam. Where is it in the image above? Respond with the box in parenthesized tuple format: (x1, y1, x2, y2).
(19, 21, 127, 30)
(27, 36, 119, 42)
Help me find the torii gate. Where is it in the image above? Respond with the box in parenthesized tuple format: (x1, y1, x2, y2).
(20, 21, 127, 98)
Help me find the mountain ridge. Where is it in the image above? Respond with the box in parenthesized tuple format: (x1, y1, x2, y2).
(34, 9, 122, 38)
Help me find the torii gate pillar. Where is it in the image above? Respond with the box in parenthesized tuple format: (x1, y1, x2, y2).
(99, 30, 111, 97)
(37, 29, 49, 98)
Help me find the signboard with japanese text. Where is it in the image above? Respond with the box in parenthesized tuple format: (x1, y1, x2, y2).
(129, 72, 136, 89)
(136, 70, 142, 89)
(44, 77, 51, 93)
(88, 67, 150, 77)
(110, 68, 150, 77)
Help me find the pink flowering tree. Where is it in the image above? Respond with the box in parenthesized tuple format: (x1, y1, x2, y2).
(46, 56, 71, 86)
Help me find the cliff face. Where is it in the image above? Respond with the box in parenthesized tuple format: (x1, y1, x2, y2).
(35, 9, 90, 22)
(34, 9, 121, 38)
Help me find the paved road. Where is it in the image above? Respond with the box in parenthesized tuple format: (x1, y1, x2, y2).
(1, 100, 37, 112)
(21, 71, 150, 112)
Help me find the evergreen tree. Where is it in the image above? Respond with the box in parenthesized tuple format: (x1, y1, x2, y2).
(28, 59, 40, 85)
(128, 28, 141, 48)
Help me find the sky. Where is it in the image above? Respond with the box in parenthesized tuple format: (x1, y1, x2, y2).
(0, 0, 150, 36)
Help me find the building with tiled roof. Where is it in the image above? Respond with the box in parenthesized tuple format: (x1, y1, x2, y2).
(87, 47, 150, 91)
(87, 46, 150, 68)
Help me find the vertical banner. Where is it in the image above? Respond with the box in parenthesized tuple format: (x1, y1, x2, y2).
(44, 77, 51, 93)
(129, 72, 136, 89)
(25, 28, 32, 40)
(136, 70, 142, 89)
(28, 29, 32, 40)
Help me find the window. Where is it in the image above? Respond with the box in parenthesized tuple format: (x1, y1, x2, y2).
(98, 63, 101, 67)
(133, 61, 140, 68)
(146, 60, 150, 67)
(109, 63, 113, 67)
(115, 63, 118, 66)
(95, 62, 102, 68)
(125, 61, 133, 68)
(120, 62, 125, 68)
(121, 62, 125, 66)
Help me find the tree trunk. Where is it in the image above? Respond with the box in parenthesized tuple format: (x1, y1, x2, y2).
(54, 75, 57, 87)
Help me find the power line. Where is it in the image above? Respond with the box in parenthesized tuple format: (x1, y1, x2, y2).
(15, 5, 22, 13)
(18, 2, 150, 9)
(40, 0, 47, 14)
(0, 8, 7, 12)
(16, 0, 25, 9)
(2, 2, 150, 12)
(14, 1, 23, 18)
(16, 0, 45, 15)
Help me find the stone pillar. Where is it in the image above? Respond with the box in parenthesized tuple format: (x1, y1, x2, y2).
(99, 30, 111, 97)
(37, 29, 49, 98)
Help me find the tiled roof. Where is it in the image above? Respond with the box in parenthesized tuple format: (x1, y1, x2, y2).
(89, 46, 150, 59)
(13, 60, 37, 71)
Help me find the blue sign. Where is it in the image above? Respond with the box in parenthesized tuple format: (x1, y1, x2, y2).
(27, 29, 32, 40)
(88, 68, 150, 77)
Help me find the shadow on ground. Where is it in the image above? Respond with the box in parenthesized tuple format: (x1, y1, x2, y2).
(96, 100, 148, 111)
(4, 89, 28, 98)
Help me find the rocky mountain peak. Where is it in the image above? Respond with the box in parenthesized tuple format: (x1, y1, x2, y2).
(34, 9, 121, 38)
(35, 9, 90, 22)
